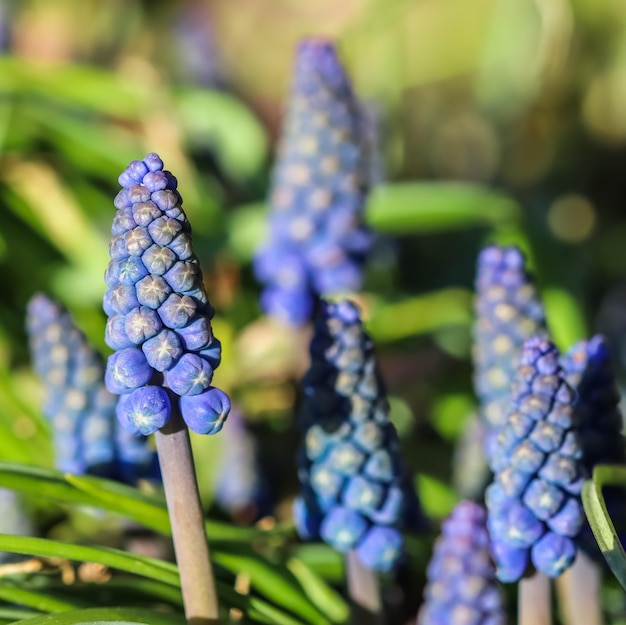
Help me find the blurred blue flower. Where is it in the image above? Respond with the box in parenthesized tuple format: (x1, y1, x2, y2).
(294, 299, 422, 572)
(417, 501, 506, 625)
(26, 294, 157, 483)
(473, 244, 549, 462)
(254, 39, 372, 326)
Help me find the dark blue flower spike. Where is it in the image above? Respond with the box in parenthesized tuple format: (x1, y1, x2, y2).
(486, 337, 585, 581)
(295, 299, 422, 572)
(254, 38, 372, 326)
(473, 245, 549, 462)
(417, 501, 506, 625)
(26, 293, 157, 482)
(561, 335, 626, 559)
(104, 153, 230, 436)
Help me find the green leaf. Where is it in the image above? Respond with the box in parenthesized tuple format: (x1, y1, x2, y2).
(3, 607, 186, 625)
(174, 89, 268, 179)
(0, 463, 257, 542)
(286, 558, 349, 623)
(0, 59, 147, 118)
(52, 579, 183, 610)
(542, 288, 587, 352)
(227, 182, 520, 262)
(0, 607, 40, 621)
(0, 465, 334, 623)
(416, 474, 459, 519)
(291, 545, 344, 583)
(0, 535, 180, 588)
(213, 552, 330, 625)
(228, 202, 266, 261)
(366, 182, 520, 233)
(582, 465, 626, 590)
(0, 463, 101, 509)
(0, 585, 81, 613)
(366, 289, 473, 342)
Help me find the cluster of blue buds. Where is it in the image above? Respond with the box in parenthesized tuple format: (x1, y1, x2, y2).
(417, 501, 505, 625)
(486, 337, 585, 581)
(26, 294, 157, 482)
(561, 335, 626, 559)
(103, 154, 230, 436)
(561, 335, 626, 470)
(473, 245, 549, 461)
(213, 409, 272, 521)
(294, 300, 421, 572)
(253, 39, 372, 326)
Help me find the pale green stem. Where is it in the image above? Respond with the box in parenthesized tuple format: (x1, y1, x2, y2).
(556, 552, 603, 625)
(519, 573, 552, 625)
(156, 408, 220, 625)
(345, 550, 384, 625)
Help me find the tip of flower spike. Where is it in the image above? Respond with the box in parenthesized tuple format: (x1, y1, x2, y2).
(116, 153, 177, 194)
(587, 334, 611, 363)
(296, 38, 341, 77)
(27, 293, 62, 327)
(478, 244, 525, 270)
(418, 500, 506, 624)
(518, 337, 559, 373)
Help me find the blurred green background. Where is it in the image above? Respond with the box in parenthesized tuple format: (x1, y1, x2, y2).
(2, 0, 626, 534)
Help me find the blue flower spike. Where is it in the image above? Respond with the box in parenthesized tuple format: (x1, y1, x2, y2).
(106, 154, 227, 621)
(417, 501, 506, 625)
(26, 293, 157, 482)
(295, 299, 422, 573)
(486, 337, 585, 581)
(561, 335, 626, 470)
(473, 245, 549, 462)
(254, 38, 372, 326)
(561, 335, 626, 560)
(104, 153, 230, 436)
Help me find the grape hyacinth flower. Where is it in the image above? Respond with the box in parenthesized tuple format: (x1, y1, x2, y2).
(104, 153, 229, 621)
(417, 501, 506, 625)
(104, 152, 230, 436)
(486, 337, 585, 582)
(295, 300, 421, 574)
(561, 335, 626, 563)
(26, 293, 156, 482)
(253, 38, 372, 326)
(561, 335, 626, 472)
(473, 245, 549, 462)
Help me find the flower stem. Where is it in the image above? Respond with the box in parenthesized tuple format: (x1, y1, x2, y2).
(556, 552, 603, 625)
(156, 407, 220, 625)
(345, 550, 384, 625)
(519, 573, 552, 625)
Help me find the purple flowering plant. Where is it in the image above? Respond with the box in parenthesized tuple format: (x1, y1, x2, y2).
(1, 23, 626, 625)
